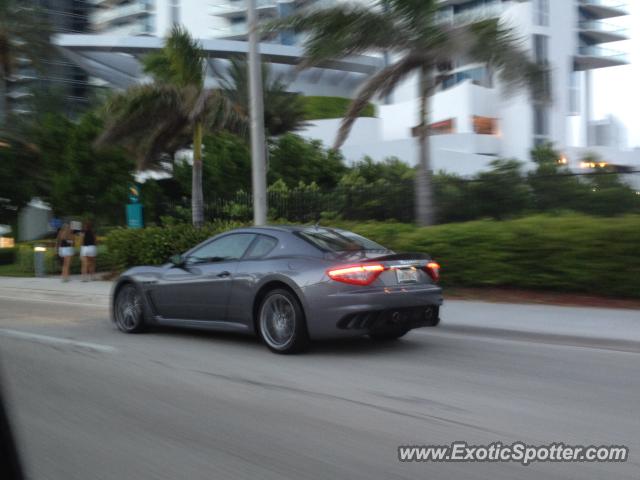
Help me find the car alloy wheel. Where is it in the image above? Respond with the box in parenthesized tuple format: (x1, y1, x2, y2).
(259, 289, 309, 353)
(114, 284, 145, 333)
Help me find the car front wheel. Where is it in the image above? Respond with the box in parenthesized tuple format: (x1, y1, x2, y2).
(258, 289, 309, 354)
(114, 283, 146, 333)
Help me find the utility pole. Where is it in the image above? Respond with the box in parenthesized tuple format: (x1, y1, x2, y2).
(247, 0, 268, 225)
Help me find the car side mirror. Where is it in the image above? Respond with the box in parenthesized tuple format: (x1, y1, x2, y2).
(169, 254, 185, 268)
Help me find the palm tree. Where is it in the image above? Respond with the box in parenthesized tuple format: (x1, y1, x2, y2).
(0, 0, 52, 126)
(97, 26, 243, 227)
(218, 57, 307, 137)
(269, 1, 547, 225)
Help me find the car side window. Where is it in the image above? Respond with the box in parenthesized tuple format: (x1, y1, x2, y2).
(187, 234, 255, 264)
(245, 235, 278, 259)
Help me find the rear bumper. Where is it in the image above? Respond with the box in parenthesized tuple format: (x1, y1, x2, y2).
(302, 284, 443, 339)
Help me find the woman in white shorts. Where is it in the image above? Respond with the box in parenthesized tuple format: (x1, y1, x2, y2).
(56, 223, 75, 282)
(81, 220, 97, 282)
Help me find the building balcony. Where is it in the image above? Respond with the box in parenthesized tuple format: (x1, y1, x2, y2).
(92, 2, 151, 30)
(579, 20, 629, 43)
(574, 46, 629, 71)
(211, 0, 278, 19)
(101, 23, 150, 36)
(578, 0, 628, 19)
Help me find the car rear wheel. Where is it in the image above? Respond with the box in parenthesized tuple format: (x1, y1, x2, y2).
(369, 326, 409, 341)
(258, 289, 309, 354)
(114, 284, 146, 333)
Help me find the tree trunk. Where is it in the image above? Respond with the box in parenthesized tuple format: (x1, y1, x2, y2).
(414, 67, 435, 226)
(191, 121, 204, 227)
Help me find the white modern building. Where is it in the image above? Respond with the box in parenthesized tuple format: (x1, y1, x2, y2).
(55, 0, 639, 175)
(299, 0, 636, 174)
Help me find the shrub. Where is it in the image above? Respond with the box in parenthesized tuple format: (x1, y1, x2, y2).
(334, 214, 640, 298)
(104, 221, 245, 271)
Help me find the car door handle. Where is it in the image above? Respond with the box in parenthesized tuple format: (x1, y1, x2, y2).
(216, 271, 231, 278)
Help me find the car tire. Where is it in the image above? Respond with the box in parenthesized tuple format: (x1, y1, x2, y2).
(113, 283, 146, 333)
(369, 327, 409, 341)
(258, 288, 309, 354)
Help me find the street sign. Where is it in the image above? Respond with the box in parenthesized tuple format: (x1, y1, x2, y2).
(126, 203, 143, 229)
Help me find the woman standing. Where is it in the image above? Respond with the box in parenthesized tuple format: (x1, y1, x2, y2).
(80, 220, 97, 282)
(56, 223, 75, 282)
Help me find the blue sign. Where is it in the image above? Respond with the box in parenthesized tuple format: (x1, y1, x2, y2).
(126, 203, 144, 229)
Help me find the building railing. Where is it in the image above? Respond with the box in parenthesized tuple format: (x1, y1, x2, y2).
(579, 20, 629, 37)
(578, 0, 628, 13)
(578, 46, 629, 63)
(92, 1, 150, 27)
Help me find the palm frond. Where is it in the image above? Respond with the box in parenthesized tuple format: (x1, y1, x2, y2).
(143, 25, 205, 88)
(334, 55, 424, 149)
(266, 5, 408, 69)
(96, 84, 191, 168)
(191, 88, 247, 138)
(467, 18, 547, 101)
(217, 56, 307, 136)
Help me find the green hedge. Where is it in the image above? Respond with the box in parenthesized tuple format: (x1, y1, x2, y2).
(302, 96, 376, 120)
(104, 221, 244, 271)
(104, 215, 640, 298)
(338, 215, 640, 298)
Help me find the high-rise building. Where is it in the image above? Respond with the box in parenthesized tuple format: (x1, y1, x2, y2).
(90, 0, 156, 36)
(5, 0, 92, 117)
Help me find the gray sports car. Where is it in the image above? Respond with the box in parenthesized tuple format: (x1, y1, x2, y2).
(111, 226, 443, 353)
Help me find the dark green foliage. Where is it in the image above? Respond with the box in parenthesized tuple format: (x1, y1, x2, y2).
(268, 133, 347, 189)
(337, 215, 640, 298)
(174, 132, 252, 199)
(104, 221, 244, 271)
(46, 112, 134, 224)
(302, 96, 375, 120)
(219, 57, 307, 136)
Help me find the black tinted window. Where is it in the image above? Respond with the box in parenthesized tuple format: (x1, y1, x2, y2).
(298, 228, 386, 252)
(188, 234, 255, 263)
(246, 235, 278, 259)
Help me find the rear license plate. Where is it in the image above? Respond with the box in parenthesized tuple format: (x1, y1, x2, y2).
(396, 267, 419, 283)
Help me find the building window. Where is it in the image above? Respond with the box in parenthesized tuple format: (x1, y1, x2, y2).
(429, 119, 455, 135)
(533, 34, 549, 65)
(533, 105, 549, 145)
(534, 0, 549, 27)
(473, 116, 498, 135)
(441, 67, 489, 90)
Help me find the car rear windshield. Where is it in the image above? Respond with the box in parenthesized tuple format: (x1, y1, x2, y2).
(297, 228, 387, 252)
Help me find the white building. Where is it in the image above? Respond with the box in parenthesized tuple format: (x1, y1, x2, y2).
(62, 0, 638, 175)
(298, 0, 636, 174)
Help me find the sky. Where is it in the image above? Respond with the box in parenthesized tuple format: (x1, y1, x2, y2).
(592, 2, 640, 148)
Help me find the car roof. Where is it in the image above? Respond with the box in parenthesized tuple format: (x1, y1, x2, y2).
(230, 225, 325, 234)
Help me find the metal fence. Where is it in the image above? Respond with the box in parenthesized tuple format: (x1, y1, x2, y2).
(150, 171, 640, 225)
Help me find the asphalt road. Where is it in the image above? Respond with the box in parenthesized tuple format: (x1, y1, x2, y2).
(0, 284, 638, 480)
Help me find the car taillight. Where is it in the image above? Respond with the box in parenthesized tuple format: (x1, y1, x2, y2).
(425, 261, 440, 282)
(327, 264, 385, 286)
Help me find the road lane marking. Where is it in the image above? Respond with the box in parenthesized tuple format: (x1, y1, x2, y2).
(0, 329, 117, 353)
(0, 294, 107, 308)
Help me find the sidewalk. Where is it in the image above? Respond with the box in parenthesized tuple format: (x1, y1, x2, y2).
(0, 275, 111, 307)
(1, 275, 639, 348)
